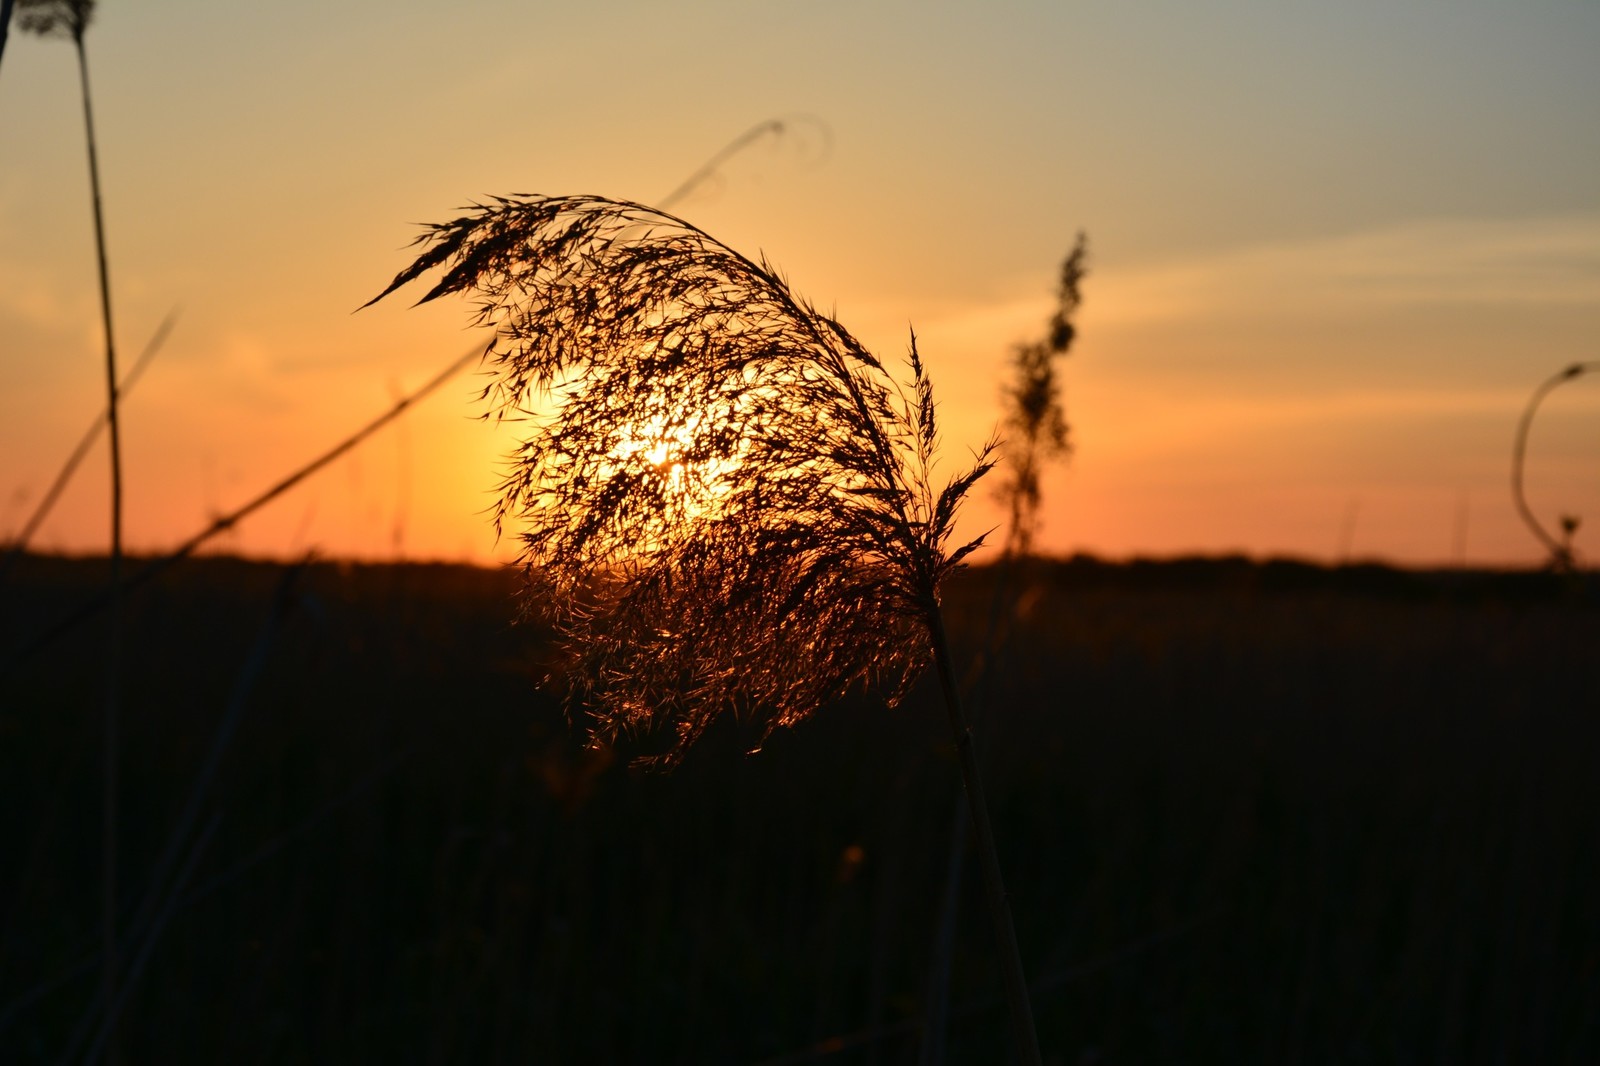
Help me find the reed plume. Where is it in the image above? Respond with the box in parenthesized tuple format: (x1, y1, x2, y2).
(999, 233, 1087, 558)
(367, 195, 994, 763)
(369, 194, 1043, 1060)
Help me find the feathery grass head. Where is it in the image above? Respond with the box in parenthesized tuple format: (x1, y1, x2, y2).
(368, 195, 994, 764)
(1000, 232, 1088, 556)
(16, 0, 95, 39)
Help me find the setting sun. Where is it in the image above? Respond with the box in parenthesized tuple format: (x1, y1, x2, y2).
(602, 405, 746, 536)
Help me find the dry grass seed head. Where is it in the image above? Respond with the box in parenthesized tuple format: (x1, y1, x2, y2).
(1000, 232, 1088, 556)
(369, 195, 994, 765)
(16, 0, 95, 39)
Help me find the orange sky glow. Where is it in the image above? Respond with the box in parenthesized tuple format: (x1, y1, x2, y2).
(2, 1, 1597, 569)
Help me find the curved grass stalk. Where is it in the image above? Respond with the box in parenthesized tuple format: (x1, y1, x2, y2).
(368, 194, 1041, 1062)
(923, 235, 1087, 1063)
(1511, 361, 1598, 571)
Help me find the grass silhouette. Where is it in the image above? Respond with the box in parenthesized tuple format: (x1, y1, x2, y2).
(999, 232, 1088, 561)
(1511, 361, 1598, 572)
(923, 233, 1090, 1066)
(365, 195, 996, 765)
(367, 193, 1044, 1062)
(0, 1, 14, 69)
(15, 2, 127, 1052)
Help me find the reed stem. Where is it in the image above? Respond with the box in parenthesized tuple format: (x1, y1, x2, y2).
(926, 603, 1042, 1066)
(74, 27, 122, 1059)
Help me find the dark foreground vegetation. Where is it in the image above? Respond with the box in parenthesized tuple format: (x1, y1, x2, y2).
(1, 553, 1596, 1064)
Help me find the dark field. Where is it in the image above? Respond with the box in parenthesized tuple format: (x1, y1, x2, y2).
(1, 554, 1596, 1064)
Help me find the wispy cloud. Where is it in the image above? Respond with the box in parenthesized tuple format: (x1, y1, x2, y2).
(0, 259, 86, 332)
(1093, 213, 1600, 325)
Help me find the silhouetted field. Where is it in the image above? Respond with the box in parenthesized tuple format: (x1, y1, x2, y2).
(2, 554, 1596, 1064)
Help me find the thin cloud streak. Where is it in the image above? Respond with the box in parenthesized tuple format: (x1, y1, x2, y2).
(1092, 214, 1600, 325)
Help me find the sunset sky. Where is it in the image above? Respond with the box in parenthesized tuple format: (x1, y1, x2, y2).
(2, 0, 1597, 567)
